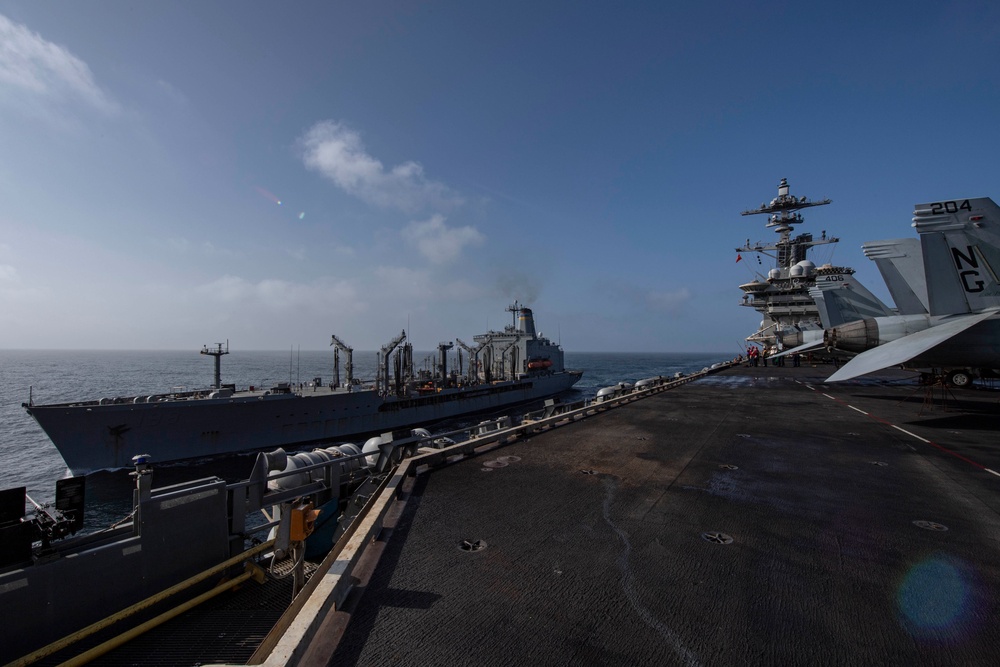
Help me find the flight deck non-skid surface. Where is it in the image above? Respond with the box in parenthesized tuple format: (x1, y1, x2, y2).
(329, 365, 1000, 666)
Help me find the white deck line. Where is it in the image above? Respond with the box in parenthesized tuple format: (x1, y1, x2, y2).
(890, 424, 931, 444)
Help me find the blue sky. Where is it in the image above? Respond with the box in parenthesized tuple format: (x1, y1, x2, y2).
(1, 1, 998, 353)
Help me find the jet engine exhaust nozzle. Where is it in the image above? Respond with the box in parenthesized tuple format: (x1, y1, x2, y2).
(825, 319, 881, 353)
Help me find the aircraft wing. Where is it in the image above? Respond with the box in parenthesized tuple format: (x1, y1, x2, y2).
(826, 309, 998, 382)
(770, 339, 825, 359)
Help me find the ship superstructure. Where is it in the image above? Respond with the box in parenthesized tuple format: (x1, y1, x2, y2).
(736, 178, 854, 348)
(471, 302, 566, 381)
(24, 304, 582, 475)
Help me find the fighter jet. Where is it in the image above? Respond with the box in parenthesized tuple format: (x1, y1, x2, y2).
(826, 197, 1000, 384)
(771, 269, 896, 358)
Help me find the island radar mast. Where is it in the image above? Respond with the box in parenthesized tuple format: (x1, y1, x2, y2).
(736, 178, 851, 349)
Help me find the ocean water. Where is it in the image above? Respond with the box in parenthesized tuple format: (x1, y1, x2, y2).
(0, 349, 728, 528)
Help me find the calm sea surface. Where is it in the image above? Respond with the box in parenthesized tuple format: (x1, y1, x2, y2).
(0, 349, 728, 529)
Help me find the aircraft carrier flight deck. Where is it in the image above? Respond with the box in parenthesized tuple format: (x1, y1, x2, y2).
(319, 362, 1000, 667)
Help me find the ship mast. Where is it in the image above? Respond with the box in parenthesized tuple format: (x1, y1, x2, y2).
(737, 178, 834, 273)
(506, 301, 520, 331)
(200, 342, 229, 390)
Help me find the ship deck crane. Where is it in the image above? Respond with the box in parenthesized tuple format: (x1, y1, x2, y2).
(329, 334, 353, 389)
(377, 330, 407, 395)
(455, 338, 478, 381)
(497, 336, 520, 381)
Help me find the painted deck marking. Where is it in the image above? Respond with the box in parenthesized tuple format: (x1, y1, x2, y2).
(810, 385, 991, 475)
(890, 424, 930, 444)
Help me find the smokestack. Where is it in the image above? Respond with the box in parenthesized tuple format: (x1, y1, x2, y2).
(518, 308, 536, 337)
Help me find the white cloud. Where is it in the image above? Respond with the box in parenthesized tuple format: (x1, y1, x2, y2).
(300, 120, 462, 212)
(647, 287, 692, 312)
(164, 237, 238, 258)
(440, 277, 484, 301)
(598, 281, 693, 315)
(0, 238, 24, 288)
(373, 266, 432, 299)
(155, 79, 188, 108)
(373, 265, 483, 301)
(402, 214, 485, 264)
(0, 13, 119, 116)
(195, 274, 251, 301)
(194, 274, 360, 312)
(0, 262, 49, 306)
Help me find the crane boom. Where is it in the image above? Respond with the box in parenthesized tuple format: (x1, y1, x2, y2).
(330, 334, 354, 388)
(377, 330, 407, 394)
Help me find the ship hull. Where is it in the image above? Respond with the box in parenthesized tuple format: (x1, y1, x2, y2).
(28, 372, 582, 475)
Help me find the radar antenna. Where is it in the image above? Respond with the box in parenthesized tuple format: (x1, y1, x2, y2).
(736, 178, 837, 272)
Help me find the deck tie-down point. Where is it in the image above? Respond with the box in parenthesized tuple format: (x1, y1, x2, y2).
(912, 520, 948, 531)
(458, 539, 487, 552)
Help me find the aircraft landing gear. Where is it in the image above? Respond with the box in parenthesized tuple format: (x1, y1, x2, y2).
(946, 369, 973, 388)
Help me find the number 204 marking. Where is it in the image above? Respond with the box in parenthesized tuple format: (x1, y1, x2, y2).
(931, 200, 972, 214)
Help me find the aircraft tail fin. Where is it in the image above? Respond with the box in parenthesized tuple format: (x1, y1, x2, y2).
(807, 272, 894, 328)
(913, 198, 1000, 316)
(862, 238, 928, 315)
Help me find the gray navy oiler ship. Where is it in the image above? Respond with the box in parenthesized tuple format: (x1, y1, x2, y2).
(24, 303, 582, 475)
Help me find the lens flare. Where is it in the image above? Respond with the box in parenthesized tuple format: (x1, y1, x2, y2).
(897, 554, 980, 641)
(253, 186, 283, 206)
